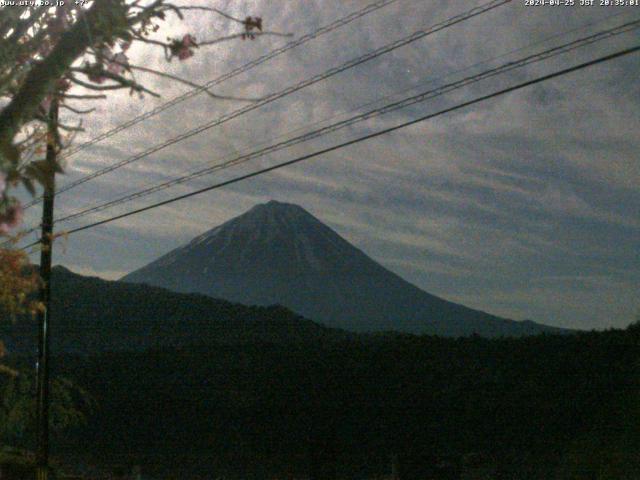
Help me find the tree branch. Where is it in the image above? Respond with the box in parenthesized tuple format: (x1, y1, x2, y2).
(0, 0, 127, 166)
(62, 93, 107, 100)
(168, 5, 245, 23)
(61, 104, 96, 115)
(127, 63, 261, 102)
(69, 76, 128, 91)
(198, 31, 293, 46)
(70, 68, 161, 97)
(58, 123, 85, 132)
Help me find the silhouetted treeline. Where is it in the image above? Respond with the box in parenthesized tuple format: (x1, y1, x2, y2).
(27, 323, 639, 479)
(2, 269, 637, 478)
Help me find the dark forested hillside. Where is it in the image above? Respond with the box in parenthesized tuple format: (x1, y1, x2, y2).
(1, 268, 637, 479)
(34, 325, 640, 480)
(0, 266, 350, 355)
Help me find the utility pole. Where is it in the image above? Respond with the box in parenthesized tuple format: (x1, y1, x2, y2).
(35, 97, 59, 480)
(391, 453, 400, 480)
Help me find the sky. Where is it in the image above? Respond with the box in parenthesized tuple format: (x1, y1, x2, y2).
(17, 0, 640, 330)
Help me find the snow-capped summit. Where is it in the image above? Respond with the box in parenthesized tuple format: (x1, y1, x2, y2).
(121, 201, 563, 336)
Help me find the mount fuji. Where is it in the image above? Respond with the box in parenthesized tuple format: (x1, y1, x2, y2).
(121, 201, 564, 337)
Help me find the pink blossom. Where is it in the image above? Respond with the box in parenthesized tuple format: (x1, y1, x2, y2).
(107, 52, 128, 75)
(0, 203, 23, 234)
(242, 16, 263, 39)
(57, 78, 71, 92)
(97, 45, 113, 60)
(86, 62, 107, 84)
(249, 16, 263, 31)
(169, 34, 197, 61)
(182, 34, 196, 47)
(40, 95, 52, 113)
(177, 48, 194, 61)
(87, 71, 106, 84)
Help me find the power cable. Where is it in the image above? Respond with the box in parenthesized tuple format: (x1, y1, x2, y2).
(20, 0, 402, 210)
(10, 12, 637, 245)
(61, 0, 403, 159)
(51, 19, 640, 226)
(21, 0, 511, 209)
(19, 44, 639, 250)
(41, 9, 634, 225)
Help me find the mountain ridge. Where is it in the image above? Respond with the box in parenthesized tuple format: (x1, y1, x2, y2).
(122, 201, 567, 337)
(0, 266, 352, 355)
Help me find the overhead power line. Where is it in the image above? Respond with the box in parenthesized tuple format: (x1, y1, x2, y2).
(61, 0, 402, 159)
(50, 18, 640, 226)
(46, 11, 636, 215)
(22, 0, 512, 210)
(11, 13, 638, 245)
(21, 0, 401, 210)
(19, 44, 638, 251)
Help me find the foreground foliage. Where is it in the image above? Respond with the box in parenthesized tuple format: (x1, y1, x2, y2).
(0, 1, 279, 314)
(0, 248, 42, 319)
(0, 369, 92, 448)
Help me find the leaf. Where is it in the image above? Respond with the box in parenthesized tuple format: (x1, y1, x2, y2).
(53, 160, 65, 174)
(23, 159, 57, 188)
(20, 177, 36, 196)
(0, 141, 19, 169)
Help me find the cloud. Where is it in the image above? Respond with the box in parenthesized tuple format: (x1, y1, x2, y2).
(23, 0, 640, 330)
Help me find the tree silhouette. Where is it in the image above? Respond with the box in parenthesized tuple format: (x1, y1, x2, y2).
(0, 1, 289, 312)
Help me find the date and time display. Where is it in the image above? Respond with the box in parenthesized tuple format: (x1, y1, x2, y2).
(525, 0, 639, 6)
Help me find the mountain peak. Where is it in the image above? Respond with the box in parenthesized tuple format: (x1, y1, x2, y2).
(191, 200, 326, 245)
(245, 200, 315, 220)
(263, 199, 300, 208)
(122, 202, 564, 337)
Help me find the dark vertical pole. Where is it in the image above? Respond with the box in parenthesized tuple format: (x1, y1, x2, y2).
(391, 453, 400, 480)
(36, 97, 58, 480)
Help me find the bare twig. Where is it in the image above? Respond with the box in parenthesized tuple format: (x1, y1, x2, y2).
(58, 123, 85, 133)
(61, 104, 97, 115)
(171, 6, 245, 23)
(132, 35, 170, 48)
(69, 76, 129, 91)
(62, 94, 108, 100)
(198, 31, 293, 46)
(70, 70, 161, 97)
(127, 63, 262, 102)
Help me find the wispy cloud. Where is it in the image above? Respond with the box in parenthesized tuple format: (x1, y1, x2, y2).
(25, 0, 640, 330)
